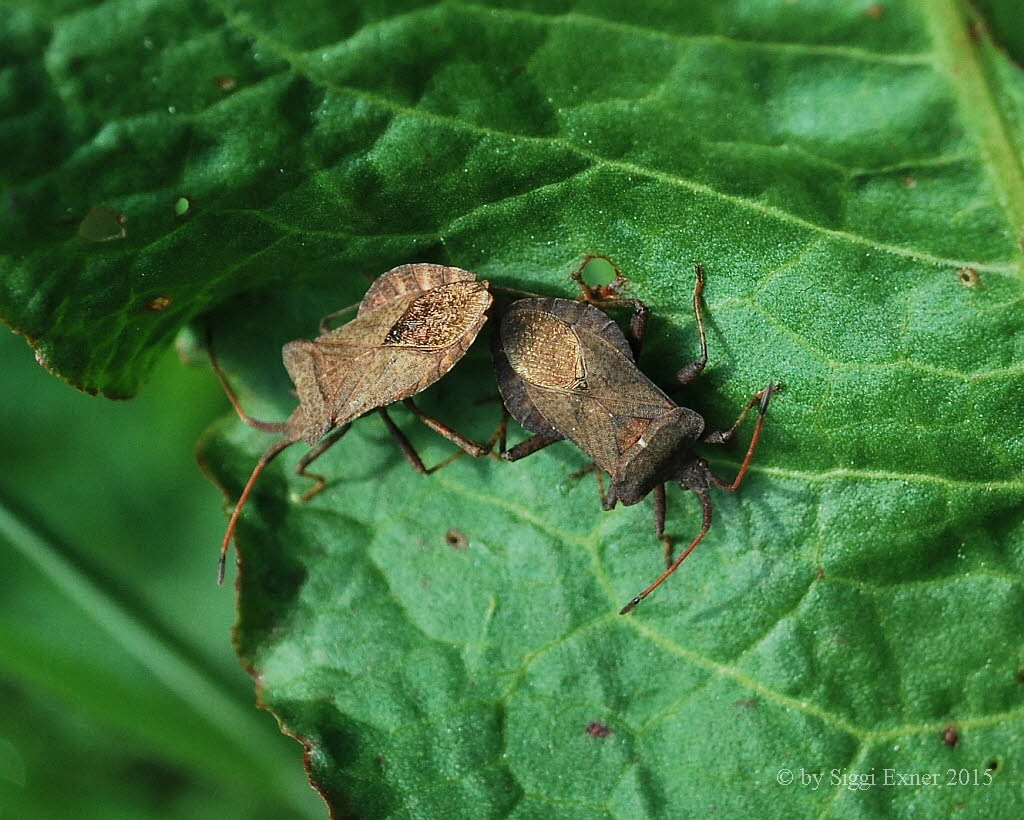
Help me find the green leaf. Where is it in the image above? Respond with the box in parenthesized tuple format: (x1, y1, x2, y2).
(7, 0, 1024, 816)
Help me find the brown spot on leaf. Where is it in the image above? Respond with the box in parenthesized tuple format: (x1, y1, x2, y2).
(146, 296, 171, 312)
(957, 267, 980, 288)
(445, 529, 467, 550)
(586, 722, 611, 739)
(864, 3, 884, 19)
(901, 176, 917, 189)
(215, 75, 237, 91)
(734, 698, 758, 709)
(78, 204, 126, 242)
(943, 726, 959, 747)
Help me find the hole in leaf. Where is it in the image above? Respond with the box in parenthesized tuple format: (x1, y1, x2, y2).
(579, 256, 617, 288)
(958, 267, 980, 287)
(445, 529, 467, 550)
(174, 196, 191, 218)
(77, 204, 126, 242)
(986, 759, 999, 772)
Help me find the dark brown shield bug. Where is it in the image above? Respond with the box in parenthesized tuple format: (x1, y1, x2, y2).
(493, 264, 779, 614)
(210, 263, 494, 583)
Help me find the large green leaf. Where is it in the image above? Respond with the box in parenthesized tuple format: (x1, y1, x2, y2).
(6, 0, 1024, 816)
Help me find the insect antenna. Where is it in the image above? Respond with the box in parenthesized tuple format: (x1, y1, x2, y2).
(620, 492, 713, 614)
(218, 437, 298, 584)
(206, 330, 290, 433)
(723, 381, 779, 492)
(490, 284, 546, 299)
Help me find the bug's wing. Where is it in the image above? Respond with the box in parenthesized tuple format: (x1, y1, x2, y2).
(494, 299, 578, 440)
(287, 280, 491, 435)
(282, 339, 337, 445)
(329, 347, 436, 422)
(496, 299, 677, 472)
(359, 264, 479, 315)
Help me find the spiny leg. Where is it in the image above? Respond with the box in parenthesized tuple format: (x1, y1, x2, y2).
(402, 398, 491, 457)
(218, 437, 298, 585)
(207, 330, 289, 433)
(502, 433, 560, 462)
(294, 424, 351, 502)
(670, 264, 708, 387)
(620, 491, 713, 614)
(653, 483, 672, 567)
(708, 382, 779, 492)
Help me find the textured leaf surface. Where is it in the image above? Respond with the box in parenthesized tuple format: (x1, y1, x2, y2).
(6, 0, 1024, 816)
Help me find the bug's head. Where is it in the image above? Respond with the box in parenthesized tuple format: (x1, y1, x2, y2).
(676, 457, 712, 492)
(611, 407, 704, 505)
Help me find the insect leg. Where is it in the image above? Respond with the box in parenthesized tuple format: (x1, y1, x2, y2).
(620, 491, 713, 614)
(708, 382, 779, 492)
(207, 331, 290, 433)
(623, 300, 650, 359)
(403, 398, 490, 457)
(294, 424, 351, 502)
(489, 409, 510, 457)
(502, 434, 560, 462)
(670, 264, 708, 387)
(568, 463, 616, 509)
(653, 483, 673, 567)
(318, 301, 360, 334)
(379, 408, 429, 474)
(601, 481, 618, 512)
(218, 437, 298, 585)
(380, 406, 473, 474)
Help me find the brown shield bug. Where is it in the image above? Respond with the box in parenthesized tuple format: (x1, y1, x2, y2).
(493, 262, 779, 614)
(209, 263, 493, 583)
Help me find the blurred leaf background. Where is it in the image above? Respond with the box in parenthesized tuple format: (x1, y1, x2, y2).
(0, 330, 322, 818)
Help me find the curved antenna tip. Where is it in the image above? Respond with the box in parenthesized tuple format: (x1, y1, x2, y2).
(619, 597, 640, 615)
(217, 555, 226, 586)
